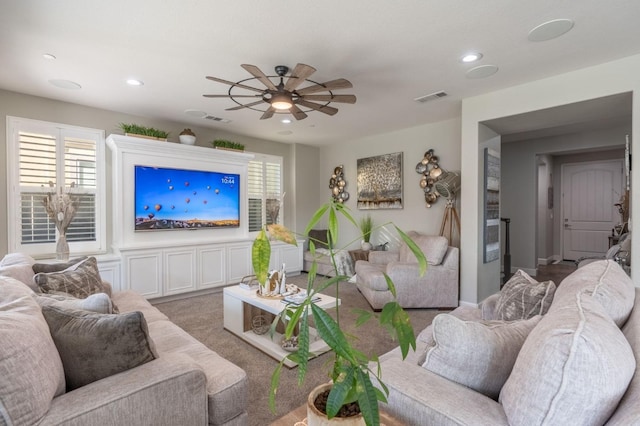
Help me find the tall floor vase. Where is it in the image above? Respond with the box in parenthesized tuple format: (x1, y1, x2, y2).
(56, 234, 69, 261)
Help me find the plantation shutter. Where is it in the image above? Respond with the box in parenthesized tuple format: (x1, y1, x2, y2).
(248, 154, 283, 232)
(18, 131, 98, 244)
(7, 117, 106, 256)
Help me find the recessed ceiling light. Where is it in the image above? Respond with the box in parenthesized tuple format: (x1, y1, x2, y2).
(184, 109, 207, 118)
(528, 19, 574, 42)
(281, 119, 292, 124)
(48, 79, 82, 90)
(461, 53, 483, 63)
(466, 65, 499, 79)
(126, 79, 144, 86)
(43, 53, 56, 60)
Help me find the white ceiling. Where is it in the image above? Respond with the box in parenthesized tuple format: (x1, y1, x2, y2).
(1, 0, 639, 147)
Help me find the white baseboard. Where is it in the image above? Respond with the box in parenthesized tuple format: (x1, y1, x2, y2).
(459, 300, 479, 309)
(537, 255, 561, 266)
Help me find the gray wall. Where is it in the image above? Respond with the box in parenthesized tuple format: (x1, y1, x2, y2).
(0, 89, 319, 257)
(318, 117, 462, 251)
(501, 124, 630, 272)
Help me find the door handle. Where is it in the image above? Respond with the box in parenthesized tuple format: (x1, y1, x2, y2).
(564, 224, 571, 229)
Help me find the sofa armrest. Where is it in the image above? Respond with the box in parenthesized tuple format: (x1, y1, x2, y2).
(376, 358, 509, 426)
(39, 353, 207, 426)
(368, 250, 399, 265)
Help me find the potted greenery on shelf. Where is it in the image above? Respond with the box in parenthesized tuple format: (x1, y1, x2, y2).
(212, 139, 245, 151)
(118, 123, 170, 140)
(253, 200, 426, 426)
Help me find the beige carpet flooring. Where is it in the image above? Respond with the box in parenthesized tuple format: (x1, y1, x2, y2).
(154, 273, 440, 426)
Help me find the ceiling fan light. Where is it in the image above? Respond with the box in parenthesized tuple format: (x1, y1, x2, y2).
(271, 93, 293, 110)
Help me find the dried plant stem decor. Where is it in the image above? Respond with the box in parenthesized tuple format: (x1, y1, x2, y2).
(42, 181, 79, 260)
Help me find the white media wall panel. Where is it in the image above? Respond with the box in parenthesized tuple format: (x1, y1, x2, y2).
(107, 135, 302, 299)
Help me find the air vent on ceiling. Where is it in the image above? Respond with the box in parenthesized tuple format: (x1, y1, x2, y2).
(204, 115, 231, 123)
(414, 91, 448, 103)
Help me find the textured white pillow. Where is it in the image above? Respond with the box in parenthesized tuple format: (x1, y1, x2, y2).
(34, 292, 114, 314)
(495, 270, 555, 321)
(554, 259, 634, 327)
(500, 292, 635, 426)
(422, 313, 541, 399)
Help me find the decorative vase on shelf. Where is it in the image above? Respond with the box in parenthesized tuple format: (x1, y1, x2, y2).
(179, 128, 196, 145)
(361, 241, 373, 251)
(56, 234, 70, 261)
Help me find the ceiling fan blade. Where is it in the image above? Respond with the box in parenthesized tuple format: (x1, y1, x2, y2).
(225, 100, 267, 111)
(300, 94, 356, 104)
(241, 64, 277, 91)
(284, 63, 317, 92)
(206, 76, 264, 93)
(296, 99, 338, 116)
(296, 78, 353, 95)
(203, 94, 260, 98)
(289, 104, 308, 120)
(260, 107, 276, 120)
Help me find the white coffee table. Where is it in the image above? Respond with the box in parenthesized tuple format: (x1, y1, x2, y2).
(223, 285, 340, 368)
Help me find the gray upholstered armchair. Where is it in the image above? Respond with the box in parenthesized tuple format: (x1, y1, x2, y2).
(355, 232, 459, 310)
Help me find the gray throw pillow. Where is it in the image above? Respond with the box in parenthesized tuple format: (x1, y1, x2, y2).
(495, 270, 556, 321)
(34, 257, 106, 299)
(422, 314, 542, 399)
(308, 229, 330, 250)
(41, 306, 158, 391)
(34, 292, 114, 314)
(32, 256, 88, 274)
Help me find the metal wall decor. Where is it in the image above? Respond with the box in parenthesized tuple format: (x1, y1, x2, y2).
(329, 165, 349, 203)
(416, 149, 443, 207)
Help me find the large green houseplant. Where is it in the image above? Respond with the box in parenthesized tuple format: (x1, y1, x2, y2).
(252, 200, 426, 425)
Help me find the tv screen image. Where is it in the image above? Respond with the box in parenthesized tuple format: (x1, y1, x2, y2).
(134, 165, 240, 231)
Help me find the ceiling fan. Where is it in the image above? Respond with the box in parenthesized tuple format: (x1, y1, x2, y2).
(203, 63, 356, 120)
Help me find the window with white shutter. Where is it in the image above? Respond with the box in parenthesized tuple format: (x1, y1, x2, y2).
(248, 154, 283, 232)
(7, 117, 106, 257)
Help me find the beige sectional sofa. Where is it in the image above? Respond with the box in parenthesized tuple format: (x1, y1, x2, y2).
(376, 260, 640, 425)
(0, 254, 247, 426)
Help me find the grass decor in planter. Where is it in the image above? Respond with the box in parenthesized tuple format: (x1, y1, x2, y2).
(118, 123, 170, 140)
(212, 139, 245, 151)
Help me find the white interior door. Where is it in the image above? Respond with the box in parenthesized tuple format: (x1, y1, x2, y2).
(562, 160, 623, 261)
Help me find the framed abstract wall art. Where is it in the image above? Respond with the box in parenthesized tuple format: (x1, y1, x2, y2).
(483, 148, 500, 263)
(357, 152, 403, 210)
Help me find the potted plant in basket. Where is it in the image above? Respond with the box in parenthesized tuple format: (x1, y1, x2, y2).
(118, 123, 170, 140)
(211, 139, 245, 151)
(253, 200, 426, 426)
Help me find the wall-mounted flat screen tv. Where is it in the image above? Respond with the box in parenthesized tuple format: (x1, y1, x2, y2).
(134, 165, 240, 231)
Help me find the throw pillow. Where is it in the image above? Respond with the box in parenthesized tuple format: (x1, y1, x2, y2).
(308, 229, 331, 250)
(34, 257, 106, 299)
(421, 314, 542, 399)
(0, 264, 38, 291)
(554, 259, 634, 327)
(494, 270, 556, 321)
(0, 253, 36, 267)
(41, 305, 158, 391)
(500, 293, 635, 426)
(32, 256, 88, 274)
(0, 277, 66, 425)
(34, 292, 114, 314)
